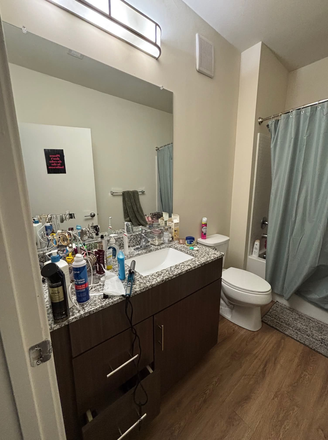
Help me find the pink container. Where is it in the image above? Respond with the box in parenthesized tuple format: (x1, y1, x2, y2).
(201, 217, 207, 239)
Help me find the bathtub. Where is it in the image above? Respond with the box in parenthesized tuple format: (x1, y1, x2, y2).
(246, 255, 328, 325)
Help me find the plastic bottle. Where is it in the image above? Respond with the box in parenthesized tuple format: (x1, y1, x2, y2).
(201, 217, 207, 239)
(45, 222, 53, 236)
(117, 251, 126, 281)
(100, 234, 107, 251)
(72, 254, 90, 303)
(76, 225, 82, 238)
(45, 251, 73, 308)
(252, 239, 260, 257)
(164, 227, 171, 244)
(41, 263, 69, 323)
(33, 218, 43, 248)
(123, 233, 129, 256)
(108, 234, 118, 259)
(106, 247, 113, 270)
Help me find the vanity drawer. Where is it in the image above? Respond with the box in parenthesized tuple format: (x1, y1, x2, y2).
(82, 369, 160, 440)
(73, 317, 153, 417)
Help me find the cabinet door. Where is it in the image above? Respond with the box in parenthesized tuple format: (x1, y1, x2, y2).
(154, 280, 220, 395)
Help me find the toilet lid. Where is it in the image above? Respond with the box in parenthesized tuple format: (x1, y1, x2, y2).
(222, 268, 271, 294)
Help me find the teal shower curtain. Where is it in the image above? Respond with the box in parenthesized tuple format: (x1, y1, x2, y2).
(157, 143, 173, 216)
(266, 103, 328, 309)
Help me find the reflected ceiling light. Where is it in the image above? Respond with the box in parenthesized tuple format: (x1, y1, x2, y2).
(46, 0, 162, 58)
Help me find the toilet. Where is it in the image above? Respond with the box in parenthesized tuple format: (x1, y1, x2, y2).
(198, 234, 272, 331)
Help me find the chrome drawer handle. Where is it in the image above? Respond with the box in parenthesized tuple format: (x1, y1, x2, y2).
(117, 413, 147, 440)
(106, 354, 139, 378)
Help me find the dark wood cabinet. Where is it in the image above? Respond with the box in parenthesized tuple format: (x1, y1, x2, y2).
(73, 318, 154, 420)
(154, 280, 221, 395)
(51, 258, 222, 440)
(82, 370, 160, 440)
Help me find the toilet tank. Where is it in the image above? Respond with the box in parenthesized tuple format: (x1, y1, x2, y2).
(197, 234, 230, 267)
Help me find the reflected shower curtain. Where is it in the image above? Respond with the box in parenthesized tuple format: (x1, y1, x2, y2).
(157, 143, 173, 216)
(266, 103, 328, 309)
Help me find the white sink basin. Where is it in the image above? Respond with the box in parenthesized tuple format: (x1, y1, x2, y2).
(126, 248, 193, 276)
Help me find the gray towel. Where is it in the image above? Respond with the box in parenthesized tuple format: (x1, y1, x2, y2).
(122, 190, 147, 227)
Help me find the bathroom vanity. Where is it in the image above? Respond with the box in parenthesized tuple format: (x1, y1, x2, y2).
(49, 244, 223, 440)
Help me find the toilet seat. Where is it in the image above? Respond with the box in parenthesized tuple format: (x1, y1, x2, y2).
(222, 267, 271, 295)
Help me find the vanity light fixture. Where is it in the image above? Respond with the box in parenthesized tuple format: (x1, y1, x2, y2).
(46, 0, 162, 58)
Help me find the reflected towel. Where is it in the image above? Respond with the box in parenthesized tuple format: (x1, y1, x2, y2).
(122, 190, 147, 227)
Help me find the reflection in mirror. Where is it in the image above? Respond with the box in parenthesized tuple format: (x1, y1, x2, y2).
(4, 22, 173, 240)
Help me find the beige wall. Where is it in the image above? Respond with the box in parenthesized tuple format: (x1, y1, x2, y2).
(0, 334, 22, 440)
(9, 63, 173, 230)
(1, 0, 240, 239)
(286, 56, 328, 109)
(228, 43, 288, 268)
(228, 43, 261, 268)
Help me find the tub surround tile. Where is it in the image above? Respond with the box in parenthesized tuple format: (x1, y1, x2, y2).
(43, 242, 223, 332)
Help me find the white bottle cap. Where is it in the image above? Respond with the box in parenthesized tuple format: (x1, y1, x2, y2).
(72, 254, 86, 267)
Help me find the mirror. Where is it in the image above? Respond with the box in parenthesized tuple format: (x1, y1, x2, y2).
(4, 22, 173, 232)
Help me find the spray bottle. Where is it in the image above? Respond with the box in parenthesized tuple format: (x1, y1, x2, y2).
(201, 217, 207, 239)
(41, 263, 69, 323)
(72, 254, 90, 303)
(44, 251, 73, 308)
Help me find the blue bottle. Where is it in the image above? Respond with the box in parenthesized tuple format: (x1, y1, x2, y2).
(117, 251, 126, 281)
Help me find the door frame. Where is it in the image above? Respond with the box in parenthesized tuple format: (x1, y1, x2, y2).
(0, 15, 66, 440)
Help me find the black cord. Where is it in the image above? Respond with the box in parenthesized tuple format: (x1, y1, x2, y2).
(124, 297, 149, 419)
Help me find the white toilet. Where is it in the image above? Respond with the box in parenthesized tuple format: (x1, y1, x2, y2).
(198, 234, 272, 331)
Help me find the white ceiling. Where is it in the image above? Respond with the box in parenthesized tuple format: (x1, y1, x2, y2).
(182, 0, 328, 71)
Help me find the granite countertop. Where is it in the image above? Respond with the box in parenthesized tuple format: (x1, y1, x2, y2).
(44, 242, 223, 332)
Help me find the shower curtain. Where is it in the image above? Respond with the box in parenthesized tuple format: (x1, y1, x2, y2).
(157, 143, 173, 216)
(266, 103, 328, 309)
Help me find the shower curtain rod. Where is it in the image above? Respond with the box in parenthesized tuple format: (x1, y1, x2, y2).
(258, 97, 328, 125)
(156, 143, 172, 151)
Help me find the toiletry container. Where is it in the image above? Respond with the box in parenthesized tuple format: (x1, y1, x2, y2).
(45, 222, 53, 236)
(172, 214, 180, 241)
(123, 233, 129, 256)
(117, 251, 126, 281)
(95, 250, 105, 275)
(45, 251, 72, 308)
(164, 227, 171, 244)
(107, 234, 118, 269)
(108, 234, 118, 259)
(33, 218, 43, 248)
(72, 254, 90, 303)
(252, 240, 260, 257)
(106, 247, 113, 270)
(201, 217, 207, 239)
(41, 263, 69, 323)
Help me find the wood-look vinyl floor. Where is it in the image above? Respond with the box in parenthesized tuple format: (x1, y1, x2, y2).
(141, 303, 328, 440)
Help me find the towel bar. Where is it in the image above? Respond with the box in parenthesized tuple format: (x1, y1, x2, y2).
(110, 190, 146, 196)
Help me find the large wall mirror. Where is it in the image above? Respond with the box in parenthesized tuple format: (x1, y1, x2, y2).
(4, 22, 173, 232)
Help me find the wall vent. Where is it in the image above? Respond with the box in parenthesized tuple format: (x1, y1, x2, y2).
(196, 34, 214, 78)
